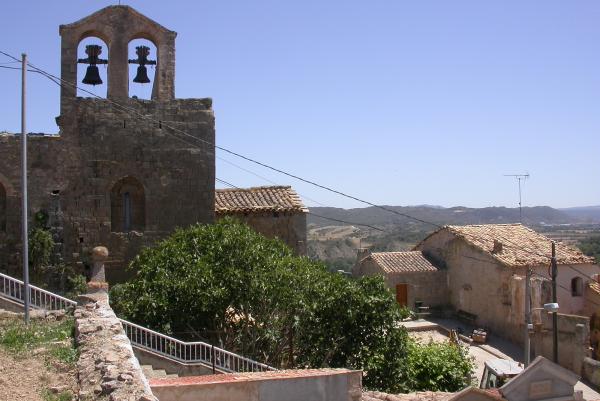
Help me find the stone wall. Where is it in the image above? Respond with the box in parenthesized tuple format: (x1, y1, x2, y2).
(218, 211, 307, 255)
(417, 230, 525, 342)
(75, 291, 158, 401)
(531, 312, 591, 375)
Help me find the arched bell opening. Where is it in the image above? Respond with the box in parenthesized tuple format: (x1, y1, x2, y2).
(110, 177, 146, 233)
(76, 36, 109, 98)
(128, 38, 157, 100)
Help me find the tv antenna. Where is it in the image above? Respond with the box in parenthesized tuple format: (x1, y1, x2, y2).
(504, 173, 530, 223)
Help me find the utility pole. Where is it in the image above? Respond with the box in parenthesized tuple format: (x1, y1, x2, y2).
(524, 268, 532, 366)
(551, 241, 558, 363)
(21, 53, 30, 324)
(504, 173, 530, 223)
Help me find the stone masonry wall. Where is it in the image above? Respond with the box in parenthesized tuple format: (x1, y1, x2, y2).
(0, 6, 216, 283)
(75, 292, 157, 401)
(218, 212, 307, 255)
(0, 97, 215, 282)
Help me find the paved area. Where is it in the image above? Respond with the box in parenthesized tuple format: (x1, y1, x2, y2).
(407, 318, 600, 400)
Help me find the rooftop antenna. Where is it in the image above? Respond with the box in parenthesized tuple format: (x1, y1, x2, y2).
(504, 173, 530, 223)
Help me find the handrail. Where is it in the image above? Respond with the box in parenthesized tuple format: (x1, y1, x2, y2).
(0, 272, 77, 310)
(120, 318, 276, 373)
(0, 271, 276, 373)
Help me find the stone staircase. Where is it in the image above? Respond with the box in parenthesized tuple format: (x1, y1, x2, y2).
(141, 364, 179, 380)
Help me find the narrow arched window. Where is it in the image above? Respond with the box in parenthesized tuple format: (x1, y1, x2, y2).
(0, 183, 6, 232)
(111, 177, 145, 233)
(571, 277, 583, 297)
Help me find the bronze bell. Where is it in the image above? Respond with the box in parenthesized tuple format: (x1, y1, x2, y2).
(78, 44, 107, 86)
(82, 65, 103, 86)
(133, 65, 150, 84)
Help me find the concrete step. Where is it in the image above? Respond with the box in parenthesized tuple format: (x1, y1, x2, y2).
(141, 364, 175, 379)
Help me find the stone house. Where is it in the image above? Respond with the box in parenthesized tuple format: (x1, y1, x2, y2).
(354, 224, 599, 344)
(414, 224, 599, 343)
(352, 250, 447, 309)
(215, 186, 308, 255)
(0, 6, 308, 283)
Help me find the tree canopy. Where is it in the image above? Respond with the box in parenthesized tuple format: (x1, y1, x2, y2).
(111, 217, 472, 392)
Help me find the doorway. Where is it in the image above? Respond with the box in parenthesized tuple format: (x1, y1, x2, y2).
(396, 283, 408, 307)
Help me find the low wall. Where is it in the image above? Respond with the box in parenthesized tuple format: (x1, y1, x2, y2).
(583, 357, 600, 388)
(150, 369, 362, 401)
(531, 312, 591, 375)
(75, 291, 158, 401)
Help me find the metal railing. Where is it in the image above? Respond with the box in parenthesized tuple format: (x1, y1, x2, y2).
(0, 271, 276, 373)
(120, 319, 276, 373)
(0, 272, 77, 310)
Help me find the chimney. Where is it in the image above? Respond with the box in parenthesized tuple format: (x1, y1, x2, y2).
(492, 239, 503, 254)
(356, 247, 371, 262)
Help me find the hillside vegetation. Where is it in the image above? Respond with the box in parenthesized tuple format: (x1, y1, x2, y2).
(307, 205, 600, 271)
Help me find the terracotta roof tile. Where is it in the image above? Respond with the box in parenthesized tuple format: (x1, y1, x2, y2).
(369, 251, 439, 274)
(215, 186, 308, 214)
(430, 224, 594, 267)
(588, 281, 600, 296)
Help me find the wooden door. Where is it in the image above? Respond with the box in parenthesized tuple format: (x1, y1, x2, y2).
(396, 283, 408, 307)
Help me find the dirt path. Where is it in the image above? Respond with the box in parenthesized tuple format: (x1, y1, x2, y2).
(0, 313, 78, 401)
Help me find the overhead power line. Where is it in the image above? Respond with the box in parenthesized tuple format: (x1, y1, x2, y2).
(0, 49, 593, 268)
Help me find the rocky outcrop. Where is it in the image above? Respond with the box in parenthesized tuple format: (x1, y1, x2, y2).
(75, 292, 157, 401)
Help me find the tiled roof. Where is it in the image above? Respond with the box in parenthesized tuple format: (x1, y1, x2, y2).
(588, 281, 600, 296)
(369, 251, 439, 274)
(423, 224, 594, 267)
(215, 186, 308, 214)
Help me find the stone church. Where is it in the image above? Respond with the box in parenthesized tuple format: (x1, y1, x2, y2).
(0, 6, 307, 283)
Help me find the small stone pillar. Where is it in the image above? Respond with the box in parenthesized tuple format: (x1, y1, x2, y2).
(88, 246, 109, 293)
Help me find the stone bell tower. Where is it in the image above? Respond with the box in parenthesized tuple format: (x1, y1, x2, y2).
(0, 6, 215, 282)
(59, 6, 176, 112)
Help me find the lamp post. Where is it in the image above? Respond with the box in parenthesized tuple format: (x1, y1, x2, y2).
(21, 53, 30, 324)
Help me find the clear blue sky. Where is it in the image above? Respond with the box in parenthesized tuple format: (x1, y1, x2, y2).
(1, 1, 599, 209)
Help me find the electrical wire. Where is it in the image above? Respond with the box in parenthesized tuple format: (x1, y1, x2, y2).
(0, 49, 596, 269)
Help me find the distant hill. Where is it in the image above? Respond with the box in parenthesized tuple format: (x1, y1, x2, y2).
(307, 205, 598, 271)
(308, 205, 578, 228)
(559, 206, 600, 223)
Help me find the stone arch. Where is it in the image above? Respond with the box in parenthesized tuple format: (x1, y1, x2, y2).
(0, 181, 6, 232)
(110, 177, 145, 233)
(77, 35, 109, 98)
(127, 37, 158, 100)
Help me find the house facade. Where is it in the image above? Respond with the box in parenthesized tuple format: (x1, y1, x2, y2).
(352, 249, 447, 309)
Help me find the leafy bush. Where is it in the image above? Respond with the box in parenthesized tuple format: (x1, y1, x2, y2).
(111, 218, 475, 393)
(404, 339, 475, 392)
(111, 218, 409, 392)
(29, 227, 54, 278)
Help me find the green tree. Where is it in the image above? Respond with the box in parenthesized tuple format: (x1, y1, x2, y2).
(579, 235, 600, 264)
(111, 218, 472, 393)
